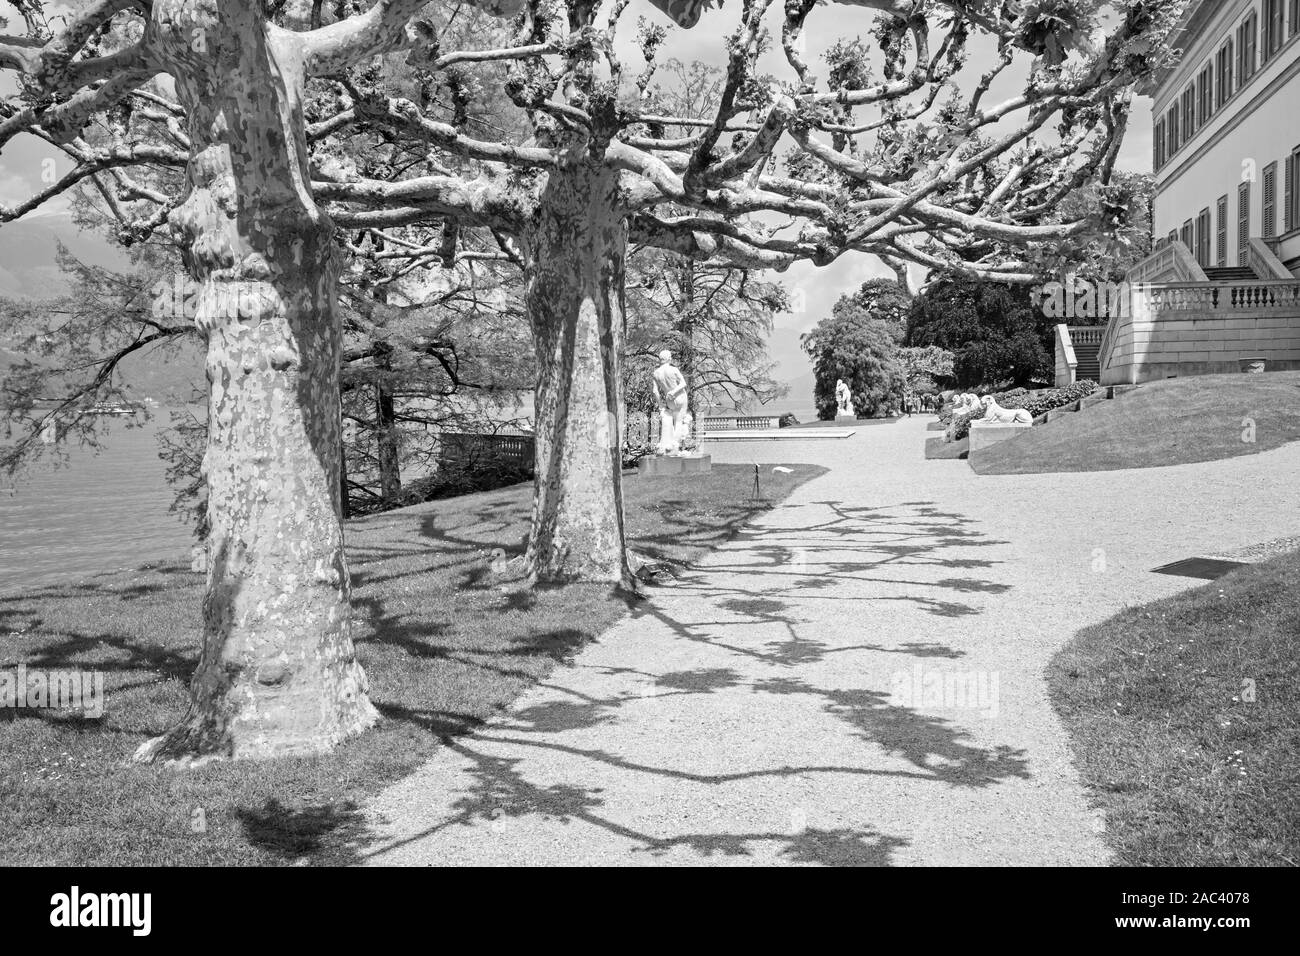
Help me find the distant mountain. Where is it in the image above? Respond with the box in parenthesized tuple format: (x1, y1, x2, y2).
(0, 220, 73, 299)
(0, 335, 203, 406)
(0, 214, 198, 402)
(0, 213, 128, 300)
(784, 370, 815, 406)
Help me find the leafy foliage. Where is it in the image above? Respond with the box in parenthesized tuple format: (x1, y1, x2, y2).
(624, 242, 788, 423)
(801, 297, 904, 421)
(898, 345, 956, 395)
(907, 274, 1052, 389)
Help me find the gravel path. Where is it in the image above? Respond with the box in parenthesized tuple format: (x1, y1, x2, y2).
(362, 417, 1300, 866)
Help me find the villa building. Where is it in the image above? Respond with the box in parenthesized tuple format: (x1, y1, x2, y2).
(1056, 0, 1300, 386)
(1151, 0, 1300, 273)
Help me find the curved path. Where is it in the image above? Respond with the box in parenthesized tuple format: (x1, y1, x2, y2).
(363, 416, 1300, 866)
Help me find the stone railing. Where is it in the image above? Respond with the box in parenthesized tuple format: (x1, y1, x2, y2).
(1094, 275, 1300, 384)
(700, 415, 781, 431)
(1098, 308, 1123, 382)
(439, 433, 536, 471)
(1136, 279, 1300, 315)
(1246, 236, 1294, 279)
(1065, 325, 1105, 345)
(1054, 324, 1077, 387)
(1126, 240, 1207, 284)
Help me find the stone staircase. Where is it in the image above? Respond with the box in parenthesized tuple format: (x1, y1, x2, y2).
(1073, 341, 1101, 382)
(1202, 266, 1257, 281)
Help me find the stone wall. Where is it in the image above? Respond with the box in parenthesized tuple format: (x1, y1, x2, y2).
(1101, 309, 1300, 384)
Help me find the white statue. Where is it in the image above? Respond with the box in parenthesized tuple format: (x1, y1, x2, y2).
(652, 349, 692, 455)
(953, 393, 982, 415)
(978, 395, 1033, 425)
(835, 379, 856, 418)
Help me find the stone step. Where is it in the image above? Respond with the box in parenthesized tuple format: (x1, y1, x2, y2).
(1203, 266, 1256, 280)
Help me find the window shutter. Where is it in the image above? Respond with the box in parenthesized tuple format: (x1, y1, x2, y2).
(1242, 13, 1253, 78)
(1263, 162, 1277, 238)
(1237, 22, 1245, 84)
(1285, 152, 1295, 233)
(1217, 196, 1228, 266)
(1226, 37, 1235, 98)
(1238, 182, 1251, 261)
(1267, 0, 1285, 58)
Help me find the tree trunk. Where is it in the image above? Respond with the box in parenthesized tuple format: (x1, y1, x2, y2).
(678, 260, 698, 421)
(374, 344, 402, 506)
(136, 0, 375, 763)
(340, 444, 351, 520)
(522, 161, 632, 587)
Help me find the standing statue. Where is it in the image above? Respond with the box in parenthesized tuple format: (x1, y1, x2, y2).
(652, 350, 692, 455)
(835, 379, 856, 418)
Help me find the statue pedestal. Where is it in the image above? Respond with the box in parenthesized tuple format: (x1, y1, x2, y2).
(968, 421, 1031, 455)
(835, 412, 856, 423)
(637, 454, 712, 477)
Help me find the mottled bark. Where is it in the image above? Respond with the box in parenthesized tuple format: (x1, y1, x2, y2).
(135, 0, 375, 763)
(523, 161, 632, 587)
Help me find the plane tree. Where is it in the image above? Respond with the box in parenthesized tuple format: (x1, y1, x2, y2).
(0, 0, 1185, 761)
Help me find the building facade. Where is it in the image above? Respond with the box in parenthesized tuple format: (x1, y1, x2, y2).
(1150, 0, 1300, 276)
(1053, 0, 1300, 386)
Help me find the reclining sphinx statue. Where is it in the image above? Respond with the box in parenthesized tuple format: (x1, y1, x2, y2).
(978, 395, 1033, 425)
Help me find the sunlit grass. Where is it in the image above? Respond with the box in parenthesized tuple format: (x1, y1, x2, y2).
(1049, 549, 1300, 866)
(973, 372, 1300, 474)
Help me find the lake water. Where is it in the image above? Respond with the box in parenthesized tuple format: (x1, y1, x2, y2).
(0, 395, 822, 595)
(0, 416, 195, 594)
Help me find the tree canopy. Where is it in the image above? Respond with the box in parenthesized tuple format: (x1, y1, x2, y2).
(906, 273, 1050, 388)
(802, 295, 904, 419)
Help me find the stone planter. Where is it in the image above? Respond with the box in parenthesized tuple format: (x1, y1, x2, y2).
(1238, 358, 1266, 374)
(637, 454, 712, 477)
(967, 422, 1032, 468)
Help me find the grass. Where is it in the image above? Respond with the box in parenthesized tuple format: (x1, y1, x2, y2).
(1049, 549, 1300, 866)
(972, 371, 1300, 474)
(0, 462, 824, 866)
(925, 435, 968, 459)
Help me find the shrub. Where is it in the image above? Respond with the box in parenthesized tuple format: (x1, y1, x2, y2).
(997, 380, 1097, 419)
(778, 412, 800, 428)
(945, 407, 985, 442)
(393, 457, 533, 508)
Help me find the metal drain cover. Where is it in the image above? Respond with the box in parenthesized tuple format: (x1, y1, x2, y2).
(1151, 557, 1250, 580)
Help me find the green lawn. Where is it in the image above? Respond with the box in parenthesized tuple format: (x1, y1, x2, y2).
(0, 462, 824, 866)
(925, 435, 968, 459)
(1049, 549, 1300, 866)
(973, 371, 1300, 474)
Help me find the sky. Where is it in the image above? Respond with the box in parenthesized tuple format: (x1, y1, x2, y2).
(0, 0, 1156, 387)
